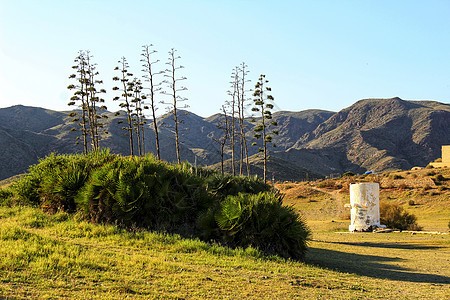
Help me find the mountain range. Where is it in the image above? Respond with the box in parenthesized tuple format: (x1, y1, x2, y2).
(0, 97, 449, 181)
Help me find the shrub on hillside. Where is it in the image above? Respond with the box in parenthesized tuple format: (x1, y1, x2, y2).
(342, 172, 355, 177)
(380, 202, 421, 231)
(422, 184, 432, 191)
(389, 174, 403, 180)
(381, 182, 394, 189)
(9, 174, 41, 206)
(317, 179, 341, 189)
(10, 151, 270, 231)
(435, 174, 446, 182)
(397, 183, 409, 190)
(0, 187, 13, 206)
(283, 184, 294, 190)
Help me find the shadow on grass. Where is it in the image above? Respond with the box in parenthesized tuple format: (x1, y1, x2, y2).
(322, 241, 443, 250)
(307, 247, 450, 284)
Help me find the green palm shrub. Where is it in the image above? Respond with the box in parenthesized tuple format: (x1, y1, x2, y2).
(76, 156, 154, 225)
(7, 150, 312, 259)
(9, 173, 41, 206)
(40, 161, 90, 212)
(113, 160, 151, 223)
(10, 153, 81, 208)
(77, 154, 212, 232)
(196, 207, 220, 240)
(84, 148, 117, 168)
(0, 187, 13, 206)
(141, 156, 213, 232)
(76, 159, 118, 223)
(9, 149, 116, 211)
(197, 173, 271, 240)
(214, 191, 311, 260)
(204, 173, 270, 197)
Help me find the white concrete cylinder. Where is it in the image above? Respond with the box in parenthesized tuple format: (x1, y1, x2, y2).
(349, 183, 380, 232)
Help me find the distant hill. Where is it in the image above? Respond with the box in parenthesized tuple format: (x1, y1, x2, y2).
(269, 110, 335, 150)
(286, 98, 450, 174)
(0, 106, 74, 180)
(0, 98, 449, 181)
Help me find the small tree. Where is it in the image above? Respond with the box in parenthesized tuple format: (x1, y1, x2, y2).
(129, 77, 147, 157)
(85, 52, 108, 150)
(237, 62, 251, 176)
(141, 44, 163, 160)
(227, 67, 239, 176)
(212, 105, 231, 175)
(251, 74, 278, 182)
(224, 63, 251, 176)
(68, 51, 89, 154)
(67, 50, 107, 154)
(112, 57, 135, 156)
(162, 48, 188, 164)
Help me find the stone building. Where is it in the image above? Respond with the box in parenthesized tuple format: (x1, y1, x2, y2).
(429, 145, 450, 168)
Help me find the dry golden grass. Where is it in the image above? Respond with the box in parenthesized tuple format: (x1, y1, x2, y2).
(1, 206, 449, 299)
(276, 167, 450, 232)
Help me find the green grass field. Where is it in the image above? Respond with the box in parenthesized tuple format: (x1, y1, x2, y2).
(1, 205, 449, 299)
(1, 166, 449, 299)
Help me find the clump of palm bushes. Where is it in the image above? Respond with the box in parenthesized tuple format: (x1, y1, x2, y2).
(2, 150, 310, 260)
(0, 188, 13, 206)
(214, 192, 310, 259)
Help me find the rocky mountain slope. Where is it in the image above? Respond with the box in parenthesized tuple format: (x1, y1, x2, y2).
(0, 98, 449, 181)
(286, 98, 450, 175)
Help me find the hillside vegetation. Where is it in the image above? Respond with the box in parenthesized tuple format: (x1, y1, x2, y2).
(1, 98, 449, 181)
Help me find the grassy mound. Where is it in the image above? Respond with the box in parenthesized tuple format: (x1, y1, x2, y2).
(1, 149, 310, 260)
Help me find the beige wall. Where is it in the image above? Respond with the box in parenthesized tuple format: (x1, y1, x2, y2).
(429, 145, 450, 168)
(442, 145, 450, 163)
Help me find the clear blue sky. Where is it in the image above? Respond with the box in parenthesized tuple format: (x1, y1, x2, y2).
(1, 0, 449, 117)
